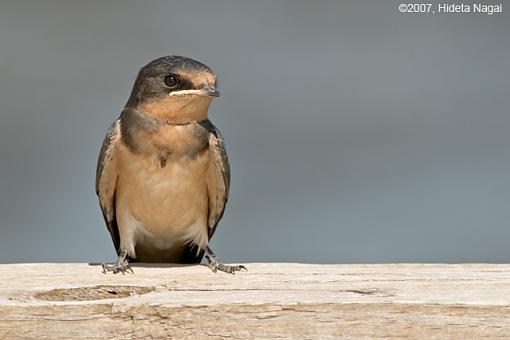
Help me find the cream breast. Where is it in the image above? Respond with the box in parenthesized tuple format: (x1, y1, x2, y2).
(114, 120, 211, 260)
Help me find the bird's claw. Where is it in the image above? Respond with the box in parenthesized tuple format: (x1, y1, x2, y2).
(102, 249, 133, 274)
(204, 246, 246, 274)
(207, 259, 247, 275)
(102, 260, 134, 275)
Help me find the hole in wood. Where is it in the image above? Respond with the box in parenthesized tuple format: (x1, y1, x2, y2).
(34, 285, 155, 301)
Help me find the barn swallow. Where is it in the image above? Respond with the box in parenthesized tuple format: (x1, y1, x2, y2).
(96, 56, 245, 274)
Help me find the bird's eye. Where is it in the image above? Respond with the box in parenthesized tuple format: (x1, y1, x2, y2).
(164, 75, 178, 88)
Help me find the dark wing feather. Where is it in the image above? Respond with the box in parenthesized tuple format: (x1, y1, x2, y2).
(201, 119, 231, 238)
(96, 119, 122, 254)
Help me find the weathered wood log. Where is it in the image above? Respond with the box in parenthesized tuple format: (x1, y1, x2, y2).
(1, 263, 510, 338)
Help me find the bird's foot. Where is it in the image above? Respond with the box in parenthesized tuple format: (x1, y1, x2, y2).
(102, 261, 133, 274)
(102, 249, 134, 274)
(205, 246, 247, 274)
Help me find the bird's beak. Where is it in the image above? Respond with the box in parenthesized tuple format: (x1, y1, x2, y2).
(202, 85, 221, 97)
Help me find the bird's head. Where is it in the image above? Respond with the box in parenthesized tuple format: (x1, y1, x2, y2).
(126, 56, 219, 124)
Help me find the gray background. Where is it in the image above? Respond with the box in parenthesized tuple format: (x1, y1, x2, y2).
(0, 1, 508, 264)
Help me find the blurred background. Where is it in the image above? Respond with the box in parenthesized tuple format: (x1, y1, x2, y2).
(0, 1, 509, 263)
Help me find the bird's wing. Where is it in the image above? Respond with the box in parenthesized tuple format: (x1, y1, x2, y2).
(202, 119, 231, 239)
(95, 119, 122, 253)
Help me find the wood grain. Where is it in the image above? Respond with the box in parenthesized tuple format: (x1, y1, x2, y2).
(1, 263, 510, 339)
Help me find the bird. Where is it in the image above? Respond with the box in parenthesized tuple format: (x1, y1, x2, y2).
(96, 55, 245, 274)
